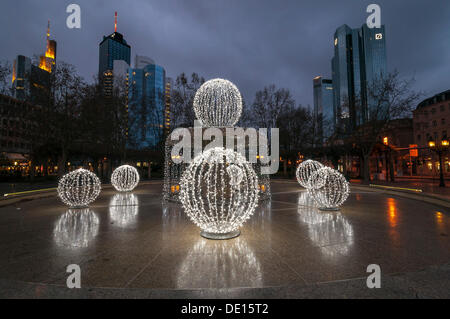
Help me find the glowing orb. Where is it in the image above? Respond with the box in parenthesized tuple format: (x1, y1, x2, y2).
(111, 165, 139, 192)
(308, 167, 350, 211)
(57, 168, 101, 208)
(296, 160, 323, 188)
(193, 78, 242, 127)
(180, 147, 258, 239)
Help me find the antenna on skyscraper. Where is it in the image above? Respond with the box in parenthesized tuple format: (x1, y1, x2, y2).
(114, 12, 117, 32)
(47, 20, 50, 40)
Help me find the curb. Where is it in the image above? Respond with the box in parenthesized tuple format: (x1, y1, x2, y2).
(0, 181, 160, 208)
(351, 184, 450, 209)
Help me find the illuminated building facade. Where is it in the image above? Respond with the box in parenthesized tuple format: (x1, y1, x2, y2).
(38, 21, 57, 73)
(98, 12, 131, 97)
(127, 63, 166, 149)
(164, 77, 173, 135)
(313, 76, 333, 144)
(11, 22, 56, 104)
(413, 90, 450, 177)
(331, 23, 387, 134)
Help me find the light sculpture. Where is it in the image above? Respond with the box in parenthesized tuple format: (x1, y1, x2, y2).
(57, 168, 101, 208)
(193, 78, 242, 127)
(111, 165, 139, 192)
(53, 209, 99, 248)
(295, 160, 324, 188)
(308, 167, 350, 211)
(109, 193, 139, 227)
(180, 147, 259, 239)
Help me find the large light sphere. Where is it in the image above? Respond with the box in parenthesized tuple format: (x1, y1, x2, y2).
(57, 168, 101, 208)
(295, 160, 324, 189)
(193, 78, 242, 127)
(111, 165, 139, 192)
(308, 167, 350, 211)
(180, 147, 259, 239)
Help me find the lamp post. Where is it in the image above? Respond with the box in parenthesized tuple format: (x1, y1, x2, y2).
(428, 139, 449, 187)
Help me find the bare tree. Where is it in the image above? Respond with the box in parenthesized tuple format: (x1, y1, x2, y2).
(348, 71, 421, 184)
(249, 85, 295, 129)
(170, 72, 205, 128)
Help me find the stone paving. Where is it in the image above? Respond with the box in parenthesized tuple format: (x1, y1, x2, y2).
(0, 180, 448, 298)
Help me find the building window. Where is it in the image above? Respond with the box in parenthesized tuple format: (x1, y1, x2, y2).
(442, 118, 446, 125)
(431, 108, 436, 114)
(417, 134, 421, 141)
(433, 120, 437, 127)
(440, 105, 445, 112)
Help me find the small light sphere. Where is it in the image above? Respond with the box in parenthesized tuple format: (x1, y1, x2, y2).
(308, 167, 350, 211)
(57, 168, 101, 208)
(193, 78, 243, 127)
(296, 160, 324, 188)
(111, 165, 140, 192)
(180, 147, 259, 239)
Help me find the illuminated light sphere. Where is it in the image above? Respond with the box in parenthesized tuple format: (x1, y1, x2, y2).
(109, 193, 139, 227)
(57, 168, 101, 208)
(53, 209, 99, 248)
(308, 167, 350, 211)
(227, 164, 244, 186)
(193, 78, 242, 127)
(180, 147, 259, 239)
(111, 165, 140, 192)
(295, 160, 324, 188)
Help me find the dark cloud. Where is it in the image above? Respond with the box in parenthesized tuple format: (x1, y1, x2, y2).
(2, 0, 449, 106)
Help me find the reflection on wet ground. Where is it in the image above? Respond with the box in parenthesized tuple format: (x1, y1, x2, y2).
(0, 180, 448, 289)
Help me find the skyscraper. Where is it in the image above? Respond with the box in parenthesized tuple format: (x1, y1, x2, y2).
(98, 12, 131, 96)
(128, 60, 166, 149)
(12, 21, 56, 103)
(313, 76, 333, 143)
(39, 20, 57, 73)
(164, 77, 173, 135)
(331, 23, 387, 134)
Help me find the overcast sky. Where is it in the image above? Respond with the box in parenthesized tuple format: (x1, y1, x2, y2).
(2, 0, 449, 106)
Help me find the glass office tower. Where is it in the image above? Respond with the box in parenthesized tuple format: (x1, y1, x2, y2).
(99, 32, 131, 77)
(99, 31, 131, 96)
(313, 77, 334, 144)
(128, 64, 166, 149)
(331, 23, 387, 134)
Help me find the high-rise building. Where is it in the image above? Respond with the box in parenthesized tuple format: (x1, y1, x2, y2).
(38, 20, 57, 73)
(12, 22, 56, 103)
(164, 77, 173, 135)
(313, 76, 333, 143)
(112, 59, 129, 90)
(98, 12, 131, 96)
(331, 23, 387, 134)
(127, 62, 166, 149)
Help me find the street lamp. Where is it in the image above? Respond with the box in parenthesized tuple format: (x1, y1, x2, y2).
(429, 139, 449, 187)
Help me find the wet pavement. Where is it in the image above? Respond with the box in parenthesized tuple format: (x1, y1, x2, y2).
(0, 180, 449, 297)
